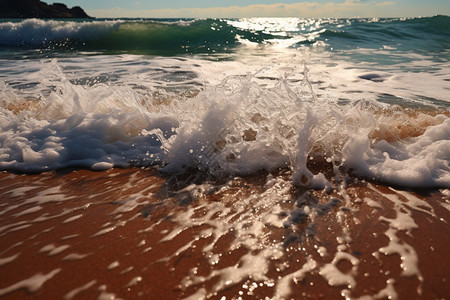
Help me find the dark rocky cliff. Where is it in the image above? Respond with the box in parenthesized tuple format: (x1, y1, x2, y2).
(0, 0, 93, 18)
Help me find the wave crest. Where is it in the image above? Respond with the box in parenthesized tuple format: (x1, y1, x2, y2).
(0, 18, 121, 47)
(1, 16, 449, 55)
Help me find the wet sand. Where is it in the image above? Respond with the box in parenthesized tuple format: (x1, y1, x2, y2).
(0, 168, 449, 299)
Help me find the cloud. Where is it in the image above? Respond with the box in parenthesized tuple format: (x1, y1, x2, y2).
(88, 1, 438, 19)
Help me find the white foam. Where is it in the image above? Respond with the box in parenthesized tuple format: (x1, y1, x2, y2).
(3, 186, 40, 197)
(344, 119, 450, 188)
(61, 234, 79, 240)
(12, 205, 42, 217)
(0, 221, 31, 236)
(64, 280, 97, 300)
(91, 226, 117, 237)
(126, 276, 142, 287)
(274, 257, 317, 299)
(342, 278, 398, 300)
(319, 251, 360, 289)
(97, 285, 122, 300)
(364, 197, 383, 209)
(63, 214, 83, 224)
(0, 268, 61, 297)
(25, 187, 76, 205)
(0, 253, 19, 266)
(0, 49, 448, 189)
(370, 186, 425, 293)
(40, 243, 70, 256)
(62, 253, 90, 261)
(0, 203, 20, 217)
(107, 261, 120, 270)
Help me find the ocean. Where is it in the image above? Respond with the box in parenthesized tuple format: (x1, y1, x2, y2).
(0, 16, 449, 299)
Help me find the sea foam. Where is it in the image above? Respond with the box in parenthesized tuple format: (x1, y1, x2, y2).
(0, 55, 448, 189)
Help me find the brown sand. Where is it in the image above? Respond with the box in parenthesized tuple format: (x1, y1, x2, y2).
(0, 168, 448, 299)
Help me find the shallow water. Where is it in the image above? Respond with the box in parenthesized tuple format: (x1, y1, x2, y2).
(0, 169, 449, 299)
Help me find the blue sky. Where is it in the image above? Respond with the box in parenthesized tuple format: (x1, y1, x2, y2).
(57, 0, 450, 18)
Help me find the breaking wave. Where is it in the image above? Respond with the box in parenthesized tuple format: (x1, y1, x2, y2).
(0, 16, 449, 56)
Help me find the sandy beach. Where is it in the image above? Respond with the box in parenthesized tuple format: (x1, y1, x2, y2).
(0, 168, 448, 299)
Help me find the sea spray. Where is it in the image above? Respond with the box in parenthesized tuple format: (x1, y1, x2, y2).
(0, 55, 449, 188)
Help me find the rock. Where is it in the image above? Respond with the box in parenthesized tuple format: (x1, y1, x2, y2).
(0, 0, 93, 19)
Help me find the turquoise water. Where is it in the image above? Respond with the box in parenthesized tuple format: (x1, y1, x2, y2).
(0, 16, 449, 58)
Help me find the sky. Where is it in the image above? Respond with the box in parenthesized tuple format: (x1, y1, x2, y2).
(56, 0, 450, 18)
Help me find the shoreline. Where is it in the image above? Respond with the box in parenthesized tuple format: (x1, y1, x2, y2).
(1, 14, 449, 300)
(0, 167, 448, 299)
